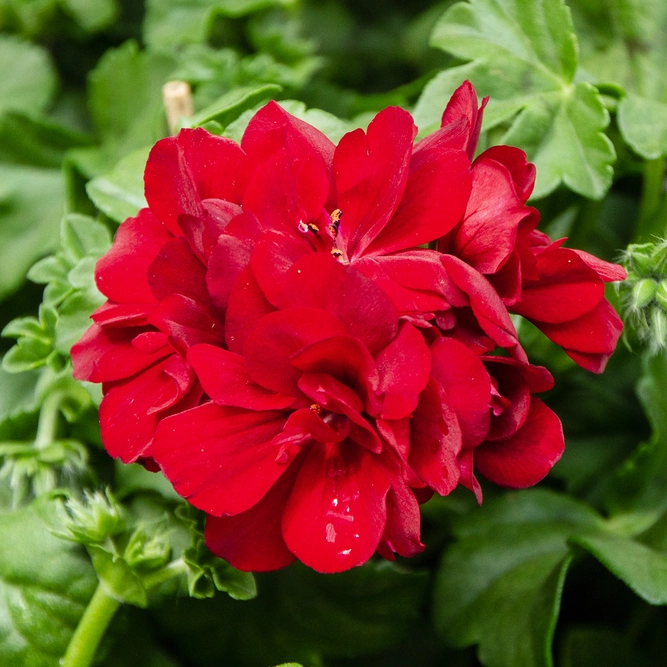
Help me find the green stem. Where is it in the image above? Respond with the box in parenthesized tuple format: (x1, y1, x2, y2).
(34, 392, 62, 450)
(61, 559, 187, 667)
(141, 558, 187, 589)
(61, 583, 120, 667)
(636, 157, 666, 241)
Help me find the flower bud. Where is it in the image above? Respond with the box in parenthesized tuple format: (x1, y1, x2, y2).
(124, 524, 172, 573)
(632, 278, 658, 310)
(59, 489, 126, 544)
(656, 281, 667, 312)
(620, 238, 667, 352)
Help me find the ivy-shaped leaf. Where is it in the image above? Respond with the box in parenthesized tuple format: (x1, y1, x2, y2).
(417, 0, 615, 200)
(433, 490, 604, 667)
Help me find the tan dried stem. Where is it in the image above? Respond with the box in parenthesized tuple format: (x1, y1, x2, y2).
(162, 80, 194, 135)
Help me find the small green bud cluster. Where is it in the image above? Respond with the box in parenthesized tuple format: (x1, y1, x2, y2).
(56, 488, 126, 543)
(620, 239, 667, 352)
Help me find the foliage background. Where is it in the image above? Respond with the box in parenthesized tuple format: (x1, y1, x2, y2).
(1, 0, 667, 665)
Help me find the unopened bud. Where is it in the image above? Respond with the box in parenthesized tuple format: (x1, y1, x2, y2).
(124, 524, 172, 573)
(632, 278, 658, 309)
(656, 281, 667, 311)
(60, 489, 126, 544)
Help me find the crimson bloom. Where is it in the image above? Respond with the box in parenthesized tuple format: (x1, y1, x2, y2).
(73, 80, 624, 573)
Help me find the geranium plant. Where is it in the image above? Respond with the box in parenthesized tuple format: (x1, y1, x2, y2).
(1, 1, 666, 667)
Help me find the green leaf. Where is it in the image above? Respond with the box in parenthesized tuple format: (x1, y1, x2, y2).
(60, 214, 112, 265)
(573, 1, 667, 158)
(424, 0, 615, 199)
(0, 163, 64, 300)
(433, 490, 603, 667)
(275, 561, 429, 656)
(0, 112, 92, 168)
(559, 627, 651, 667)
(0, 366, 38, 421)
(60, 0, 118, 32)
(570, 533, 667, 605)
(87, 544, 148, 607)
(0, 498, 96, 666)
(0, 35, 57, 115)
(144, 0, 296, 49)
(86, 147, 149, 223)
(190, 83, 282, 128)
(87, 41, 175, 171)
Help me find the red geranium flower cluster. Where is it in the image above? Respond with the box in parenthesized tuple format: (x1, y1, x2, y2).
(72, 82, 625, 573)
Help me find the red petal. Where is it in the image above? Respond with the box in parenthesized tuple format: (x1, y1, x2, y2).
(95, 209, 169, 304)
(188, 344, 296, 410)
(430, 336, 491, 448)
(243, 308, 348, 395)
(242, 146, 330, 236)
(483, 360, 532, 441)
(144, 128, 244, 235)
(458, 449, 483, 504)
(571, 249, 627, 282)
(378, 451, 425, 558)
(91, 303, 153, 327)
(147, 236, 208, 305)
(148, 294, 224, 351)
(100, 355, 198, 462)
(450, 157, 534, 274)
(224, 266, 276, 354)
(153, 402, 290, 515)
(441, 254, 526, 360)
(282, 442, 390, 573)
(513, 246, 604, 324)
(536, 299, 623, 373)
(475, 398, 564, 488)
(440, 80, 487, 159)
(206, 234, 255, 312)
(71, 324, 170, 383)
(279, 253, 398, 354)
(375, 322, 431, 419)
(408, 377, 461, 495)
(204, 458, 301, 572)
(249, 230, 313, 307)
(365, 148, 471, 255)
(334, 107, 417, 258)
(241, 101, 335, 175)
(291, 335, 380, 404)
(178, 200, 242, 260)
(477, 145, 536, 202)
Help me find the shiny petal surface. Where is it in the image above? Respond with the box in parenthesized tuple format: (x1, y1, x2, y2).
(95, 209, 169, 304)
(153, 403, 290, 516)
(334, 107, 416, 258)
(244, 308, 349, 395)
(188, 344, 296, 410)
(282, 442, 390, 573)
(144, 128, 244, 234)
(475, 398, 564, 488)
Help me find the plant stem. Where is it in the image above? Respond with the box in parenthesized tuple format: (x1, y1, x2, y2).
(141, 558, 188, 590)
(34, 391, 62, 450)
(61, 559, 188, 667)
(636, 157, 666, 241)
(61, 583, 120, 667)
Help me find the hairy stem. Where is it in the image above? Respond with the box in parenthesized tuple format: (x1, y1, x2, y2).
(61, 583, 120, 667)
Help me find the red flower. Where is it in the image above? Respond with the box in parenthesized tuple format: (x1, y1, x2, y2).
(72, 80, 623, 573)
(71, 129, 244, 462)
